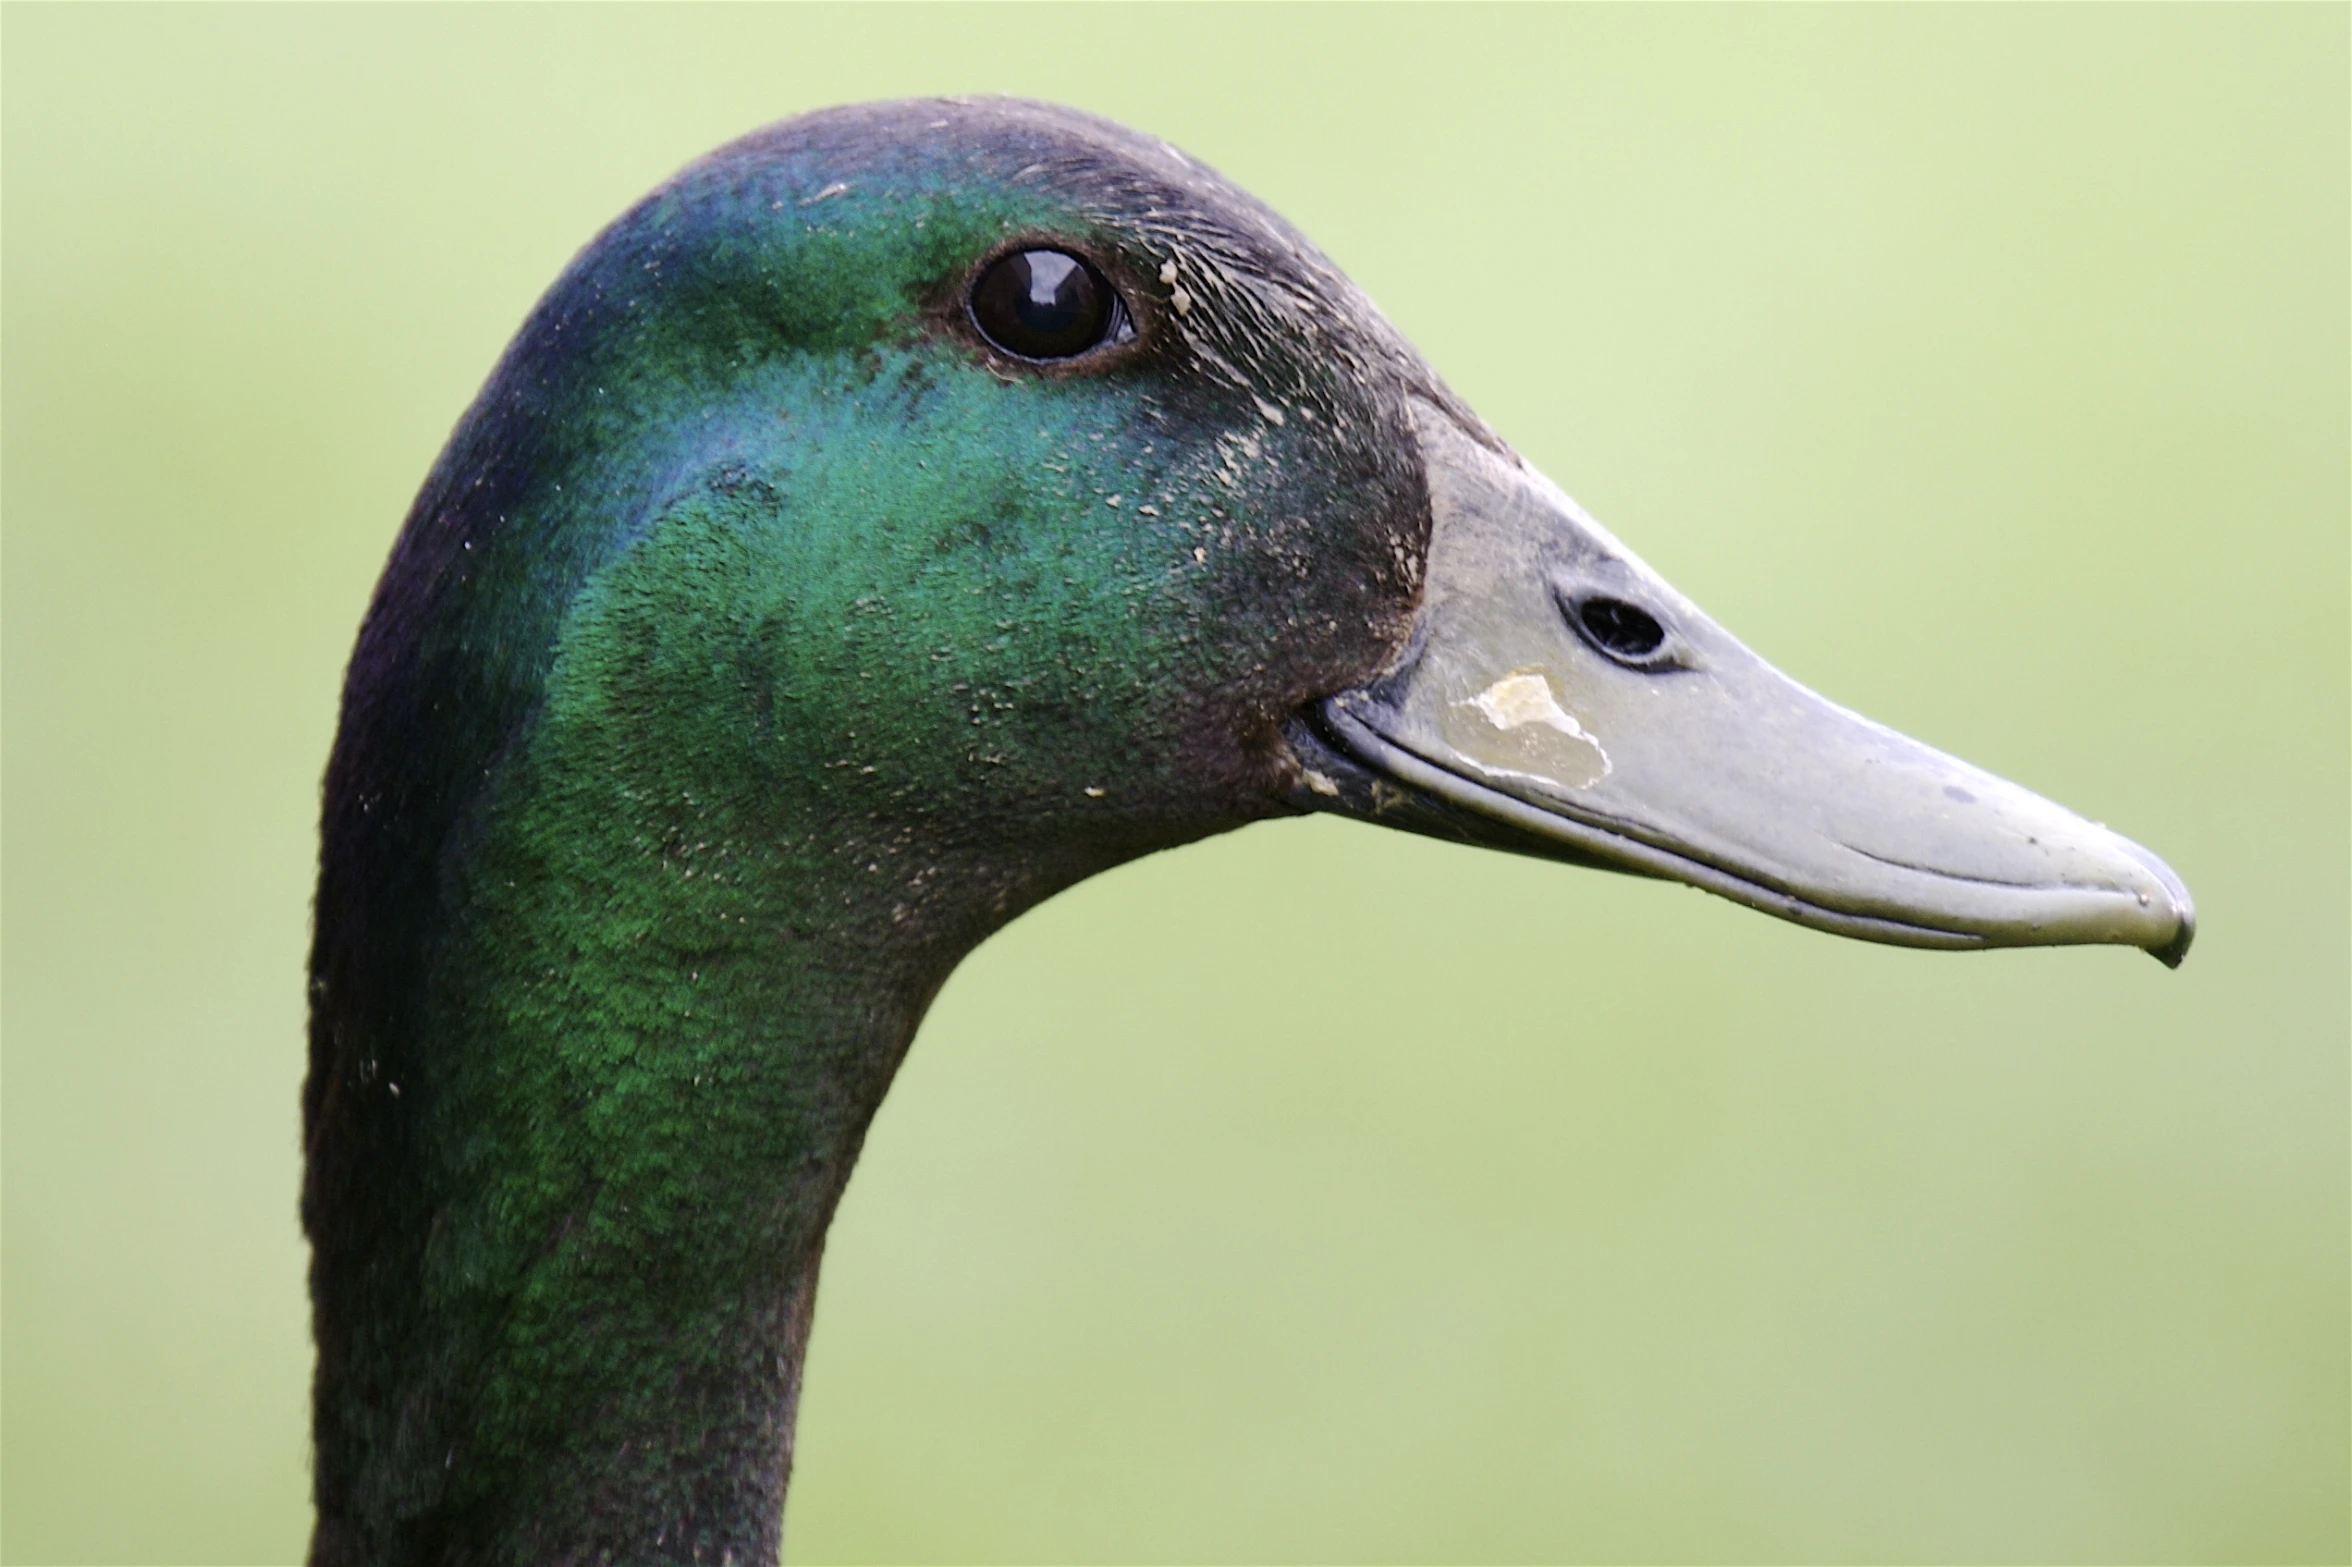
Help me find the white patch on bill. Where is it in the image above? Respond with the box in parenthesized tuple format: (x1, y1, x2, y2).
(1449, 670, 1612, 788)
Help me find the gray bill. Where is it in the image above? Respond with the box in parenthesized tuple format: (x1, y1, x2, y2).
(1289, 401, 2194, 967)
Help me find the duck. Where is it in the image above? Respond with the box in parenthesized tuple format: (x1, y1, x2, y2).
(304, 97, 2193, 1566)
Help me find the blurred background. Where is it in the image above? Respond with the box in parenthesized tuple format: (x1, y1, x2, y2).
(4, 6, 2344, 1562)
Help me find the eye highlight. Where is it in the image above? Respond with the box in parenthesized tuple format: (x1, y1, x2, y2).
(969, 249, 1133, 361)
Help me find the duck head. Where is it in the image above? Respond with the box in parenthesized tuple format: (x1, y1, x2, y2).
(345, 95, 2187, 962)
(309, 96, 2190, 1564)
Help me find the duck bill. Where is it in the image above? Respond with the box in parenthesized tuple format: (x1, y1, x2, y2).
(1288, 402, 2194, 966)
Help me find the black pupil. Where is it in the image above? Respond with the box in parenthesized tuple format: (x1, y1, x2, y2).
(971, 249, 1114, 359)
(1578, 597, 1667, 658)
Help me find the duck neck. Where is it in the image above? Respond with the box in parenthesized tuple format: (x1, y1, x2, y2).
(310, 776, 1107, 1566)
(309, 827, 827, 1560)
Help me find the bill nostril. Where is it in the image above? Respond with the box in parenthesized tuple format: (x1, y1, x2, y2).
(1575, 596, 1666, 659)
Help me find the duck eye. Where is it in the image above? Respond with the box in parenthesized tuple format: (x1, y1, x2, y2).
(1575, 596, 1668, 660)
(969, 249, 1131, 361)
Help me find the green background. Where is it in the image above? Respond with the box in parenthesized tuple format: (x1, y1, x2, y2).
(4, 5, 2344, 1562)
